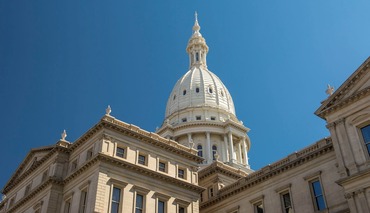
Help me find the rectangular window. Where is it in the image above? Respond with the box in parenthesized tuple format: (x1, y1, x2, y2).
(111, 187, 121, 213)
(116, 147, 125, 158)
(179, 206, 185, 213)
(158, 200, 165, 213)
(311, 180, 326, 211)
(86, 148, 93, 160)
(138, 155, 146, 165)
(210, 116, 216, 121)
(196, 116, 201, 120)
(24, 183, 32, 196)
(42, 170, 48, 182)
(64, 199, 71, 213)
(159, 162, 166, 172)
(182, 118, 187, 122)
(71, 159, 77, 171)
(79, 190, 88, 213)
(9, 197, 15, 207)
(136, 194, 144, 213)
(361, 125, 370, 155)
(281, 192, 293, 213)
(178, 168, 185, 179)
(208, 187, 214, 198)
(254, 202, 264, 213)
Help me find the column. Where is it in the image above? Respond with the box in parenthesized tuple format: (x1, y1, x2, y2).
(237, 142, 242, 164)
(357, 189, 370, 213)
(327, 122, 347, 177)
(241, 137, 248, 166)
(345, 193, 357, 213)
(224, 135, 229, 162)
(228, 132, 235, 163)
(206, 132, 212, 164)
(336, 119, 358, 175)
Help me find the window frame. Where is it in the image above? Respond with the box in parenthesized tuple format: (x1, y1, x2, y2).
(133, 186, 150, 213)
(138, 154, 147, 166)
(86, 147, 93, 160)
(250, 195, 264, 213)
(158, 161, 167, 173)
(174, 198, 190, 213)
(309, 179, 326, 211)
(78, 181, 90, 213)
(108, 179, 128, 213)
(116, 146, 126, 158)
(63, 191, 74, 213)
(360, 124, 370, 157)
(197, 144, 203, 157)
(178, 167, 186, 179)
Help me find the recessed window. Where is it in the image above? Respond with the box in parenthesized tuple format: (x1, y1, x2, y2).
(179, 206, 186, 213)
(178, 168, 185, 179)
(9, 197, 15, 207)
(111, 187, 121, 213)
(208, 187, 214, 198)
(138, 154, 146, 165)
(361, 125, 370, 156)
(208, 87, 213, 94)
(210, 116, 216, 121)
(24, 183, 32, 196)
(196, 87, 200, 93)
(42, 170, 48, 182)
(79, 189, 88, 213)
(64, 199, 71, 213)
(182, 118, 187, 123)
(183, 90, 186, 95)
(195, 52, 199, 62)
(71, 160, 78, 171)
(159, 161, 166, 172)
(254, 202, 264, 213)
(220, 90, 224, 97)
(173, 95, 176, 100)
(197, 145, 203, 157)
(158, 200, 166, 213)
(136, 194, 144, 213)
(116, 147, 125, 158)
(212, 145, 217, 161)
(86, 148, 93, 160)
(281, 192, 293, 213)
(196, 116, 201, 120)
(310, 179, 326, 211)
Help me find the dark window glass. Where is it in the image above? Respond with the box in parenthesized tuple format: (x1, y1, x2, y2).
(158, 200, 165, 213)
(196, 52, 199, 62)
(212, 145, 217, 160)
(210, 116, 216, 121)
(79, 190, 88, 213)
(183, 90, 186, 95)
(116, 147, 125, 158)
(159, 162, 166, 172)
(311, 180, 326, 210)
(196, 116, 201, 120)
(173, 95, 176, 100)
(255, 203, 264, 213)
(197, 145, 203, 157)
(178, 169, 185, 179)
(135, 194, 144, 213)
(86, 148, 93, 160)
(138, 155, 146, 165)
(196, 88, 200, 93)
(209, 87, 213, 93)
(64, 200, 71, 213)
(182, 118, 187, 122)
(361, 125, 370, 155)
(179, 206, 185, 213)
(282, 192, 292, 213)
(111, 187, 121, 213)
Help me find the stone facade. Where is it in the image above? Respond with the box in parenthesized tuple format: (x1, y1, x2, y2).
(1, 14, 370, 213)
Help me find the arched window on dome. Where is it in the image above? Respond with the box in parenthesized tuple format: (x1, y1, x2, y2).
(212, 145, 217, 160)
(197, 145, 203, 158)
(208, 86, 213, 94)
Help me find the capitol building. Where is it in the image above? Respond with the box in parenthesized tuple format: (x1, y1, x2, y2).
(1, 14, 370, 213)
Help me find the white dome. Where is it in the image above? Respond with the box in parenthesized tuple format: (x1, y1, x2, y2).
(165, 67, 235, 118)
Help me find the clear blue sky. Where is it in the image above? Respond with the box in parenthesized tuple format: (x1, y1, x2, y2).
(1, 1, 370, 192)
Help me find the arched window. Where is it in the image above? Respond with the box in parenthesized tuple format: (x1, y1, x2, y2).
(196, 52, 199, 62)
(208, 86, 213, 94)
(183, 90, 186, 95)
(197, 145, 203, 157)
(212, 145, 217, 160)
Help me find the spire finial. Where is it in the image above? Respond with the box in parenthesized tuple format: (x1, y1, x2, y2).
(106, 105, 112, 115)
(326, 84, 335, 96)
(192, 11, 201, 34)
(61, 130, 67, 141)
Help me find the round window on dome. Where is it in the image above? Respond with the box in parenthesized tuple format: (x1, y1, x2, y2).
(208, 86, 213, 94)
(183, 90, 187, 95)
(220, 90, 224, 97)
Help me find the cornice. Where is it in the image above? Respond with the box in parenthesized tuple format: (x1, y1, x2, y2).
(97, 154, 205, 194)
(315, 57, 370, 119)
(2, 146, 68, 194)
(200, 138, 334, 209)
(317, 86, 370, 119)
(99, 117, 203, 163)
(198, 161, 247, 181)
(5, 177, 63, 213)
